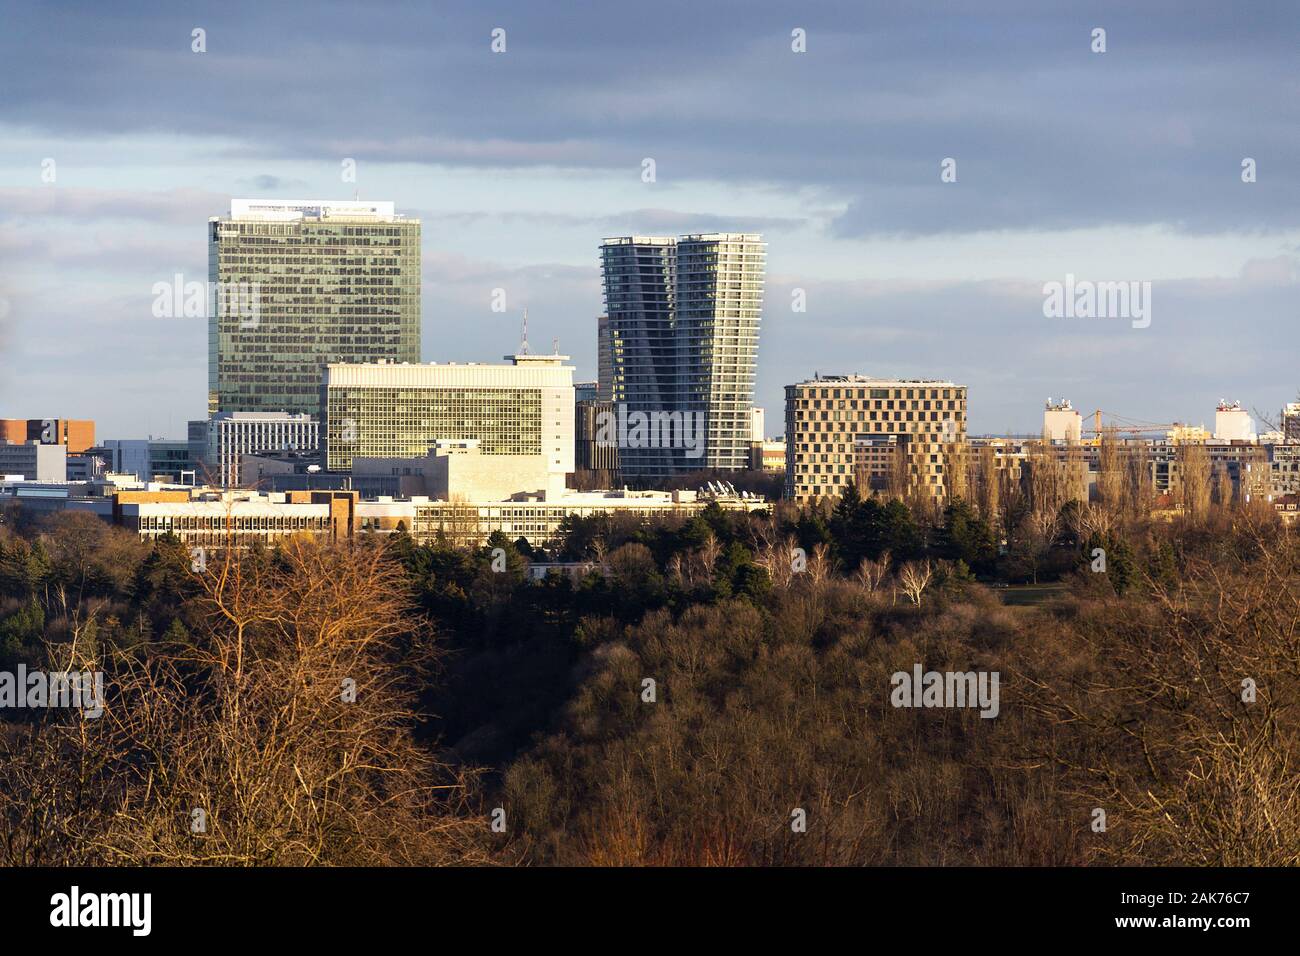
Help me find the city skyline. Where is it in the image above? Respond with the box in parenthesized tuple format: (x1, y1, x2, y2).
(1, 1, 1298, 898)
(1, 1, 1297, 439)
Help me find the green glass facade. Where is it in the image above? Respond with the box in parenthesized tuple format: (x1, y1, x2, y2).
(324, 386, 543, 472)
(208, 205, 420, 417)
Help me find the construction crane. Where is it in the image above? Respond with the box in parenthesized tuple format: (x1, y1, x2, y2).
(1081, 409, 1181, 443)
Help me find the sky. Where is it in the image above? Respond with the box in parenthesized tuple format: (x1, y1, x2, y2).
(0, 0, 1297, 440)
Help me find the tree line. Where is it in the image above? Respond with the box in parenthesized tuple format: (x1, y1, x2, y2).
(0, 476, 1295, 866)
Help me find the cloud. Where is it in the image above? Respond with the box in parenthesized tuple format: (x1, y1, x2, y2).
(1239, 255, 1299, 284)
(236, 174, 308, 192)
(757, 271, 1299, 433)
(2, 1, 1295, 235)
(0, 187, 228, 225)
(1, 0, 1297, 435)
(418, 207, 806, 235)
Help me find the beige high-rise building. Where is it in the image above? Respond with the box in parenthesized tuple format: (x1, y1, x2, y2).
(784, 376, 967, 503)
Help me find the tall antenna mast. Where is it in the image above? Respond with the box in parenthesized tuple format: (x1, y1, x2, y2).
(519, 308, 530, 355)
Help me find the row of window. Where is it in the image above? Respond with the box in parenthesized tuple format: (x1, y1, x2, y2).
(794, 388, 961, 401)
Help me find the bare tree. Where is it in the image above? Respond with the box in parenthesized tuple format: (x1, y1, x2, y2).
(886, 440, 909, 502)
(897, 560, 933, 606)
(855, 551, 892, 592)
(1123, 441, 1153, 519)
(0, 537, 489, 866)
(974, 445, 1001, 525)
(1097, 427, 1124, 513)
(806, 542, 832, 588)
(1021, 521, 1300, 865)
(944, 440, 969, 503)
(1176, 441, 1212, 521)
(753, 531, 797, 591)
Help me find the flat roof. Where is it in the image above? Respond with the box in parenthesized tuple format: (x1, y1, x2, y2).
(600, 233, 764, 245)
(226, 199, 400, 221)
(790, 376, 962, 388)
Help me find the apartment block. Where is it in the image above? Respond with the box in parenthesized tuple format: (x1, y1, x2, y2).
(784, 376, 968, 503)
(596, 315, 615, 402)
(1269, 443, 1300, 496)
(1282, 402, 1300, 442)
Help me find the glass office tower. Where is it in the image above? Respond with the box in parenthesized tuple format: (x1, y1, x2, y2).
(599, 233, 764, 479)
(208, 199, 420, 418)
(599, 237, 677, 478)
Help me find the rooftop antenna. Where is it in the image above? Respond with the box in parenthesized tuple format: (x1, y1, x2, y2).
(519, 308, 531, 355)
(552, 336, 559, 354)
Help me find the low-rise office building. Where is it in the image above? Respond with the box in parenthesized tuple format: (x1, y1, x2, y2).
(0, 441, 67, 481)
(4, 474, 767, 551)
(124, 490, 355, 548)
(404, 487, 767, 548)
(0, 477, 354, 548)
(353, 440, 566, 501)
(322, 353, 575, 479)
(0, 419, 95, 453)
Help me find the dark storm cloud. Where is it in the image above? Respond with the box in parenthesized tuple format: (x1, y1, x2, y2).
(237, 174, 306, 192)
(3, 0, 1296, 235)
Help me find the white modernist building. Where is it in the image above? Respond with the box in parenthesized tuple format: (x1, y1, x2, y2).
(356, 486, 767, 547)
(204, 412, 319, 487)
(322, 354, 575, 493)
